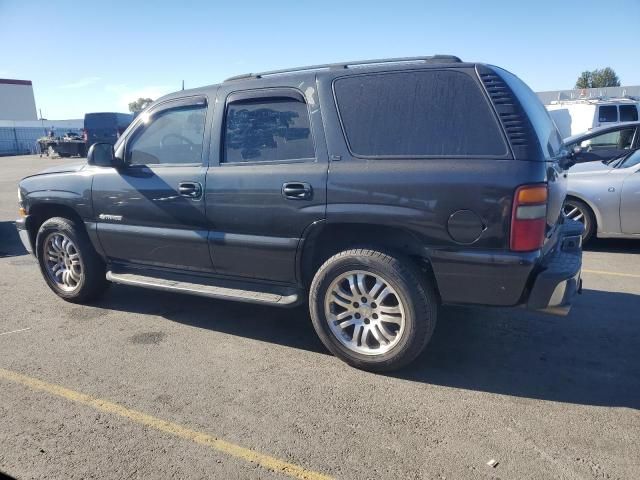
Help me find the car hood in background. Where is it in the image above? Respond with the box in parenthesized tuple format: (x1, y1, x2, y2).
(567, 161, 613, 175)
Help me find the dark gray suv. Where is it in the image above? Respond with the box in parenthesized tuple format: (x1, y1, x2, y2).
(16, 56, 583, 371)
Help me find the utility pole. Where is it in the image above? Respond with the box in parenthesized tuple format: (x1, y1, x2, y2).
(181, 80, 185, 91)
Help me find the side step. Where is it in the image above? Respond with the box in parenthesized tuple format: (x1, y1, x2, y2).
(106, 270, 301, 307)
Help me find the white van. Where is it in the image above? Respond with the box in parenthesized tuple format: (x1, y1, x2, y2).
(546, 99, 639, 138)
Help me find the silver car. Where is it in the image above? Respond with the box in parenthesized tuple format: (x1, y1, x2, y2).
(565, 149, 640, 242)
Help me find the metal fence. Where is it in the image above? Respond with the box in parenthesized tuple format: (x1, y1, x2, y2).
(0, 124, 83, 156)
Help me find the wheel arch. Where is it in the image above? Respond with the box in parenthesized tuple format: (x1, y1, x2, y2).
(565, 192, 601, 234)
(298, 221, 441, 300)
(27, 203, 87, 258)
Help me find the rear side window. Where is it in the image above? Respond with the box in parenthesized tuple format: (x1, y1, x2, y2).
(599, 106, 618, 123)
(620, 105, 639, 122)
(580, 127, 636, 150)
(224, 98, 315, 163)
(333, 70, 507, 157)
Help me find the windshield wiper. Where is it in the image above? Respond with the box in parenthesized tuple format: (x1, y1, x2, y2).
(603, 153, 629, 165)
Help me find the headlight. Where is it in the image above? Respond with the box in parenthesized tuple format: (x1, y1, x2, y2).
(18, 188, 22, 203)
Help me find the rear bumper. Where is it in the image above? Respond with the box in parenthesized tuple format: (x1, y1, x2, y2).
(430, 220, 583, 312)
(15, 216, 33, 253)
(526, 220, 583, 316)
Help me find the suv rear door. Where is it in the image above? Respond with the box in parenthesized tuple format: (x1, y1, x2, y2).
(205, 82, 328, 283)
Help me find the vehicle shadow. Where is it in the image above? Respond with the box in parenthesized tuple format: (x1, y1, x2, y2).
(97, 284, 640, 409)
(402, 288, 640, 409)
(585, 237, 640, 253)
(96, 284, 327, 354)
(0, 221, 27, 258)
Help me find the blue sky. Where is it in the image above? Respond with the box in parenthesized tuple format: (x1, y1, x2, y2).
(2, 0, 639, 119)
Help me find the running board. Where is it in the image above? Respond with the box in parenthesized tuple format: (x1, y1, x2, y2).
(106, 271, 301, 307)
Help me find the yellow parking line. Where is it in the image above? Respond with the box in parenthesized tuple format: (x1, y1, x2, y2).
(582, 269, 640, 279)
(0, 368, 333, 480)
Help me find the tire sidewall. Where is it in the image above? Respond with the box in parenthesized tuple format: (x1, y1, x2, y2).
(310, 253, 426, 369)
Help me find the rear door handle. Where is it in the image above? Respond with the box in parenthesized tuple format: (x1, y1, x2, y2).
(282, 182, 312, 200)
(178, 181, 202, 199)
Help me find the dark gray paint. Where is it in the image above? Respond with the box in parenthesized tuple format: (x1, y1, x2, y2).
(17, 61, 574, 309)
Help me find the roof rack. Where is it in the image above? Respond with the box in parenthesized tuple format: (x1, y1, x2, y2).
(224, 55, 462, 82)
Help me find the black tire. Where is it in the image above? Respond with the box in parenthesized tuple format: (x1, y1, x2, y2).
(309, 248, 438, 372)
(563, 198, 595, 244)
(35, 216, 109, 303)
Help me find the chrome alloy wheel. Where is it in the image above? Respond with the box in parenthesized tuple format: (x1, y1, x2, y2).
(43, 232, 83, 292)
(324, 270, 406, 356)
(563, 202, 586, 224)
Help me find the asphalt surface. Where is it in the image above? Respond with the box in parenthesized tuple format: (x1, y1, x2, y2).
(1, 155, 639, 480)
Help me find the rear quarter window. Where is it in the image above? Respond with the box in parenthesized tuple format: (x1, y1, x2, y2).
(333, 70, 508, 157)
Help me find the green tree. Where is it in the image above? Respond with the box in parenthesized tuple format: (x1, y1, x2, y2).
(575, 68, 621, 89)
(128, 97, 154, 113)
(575, 71, 592, 89)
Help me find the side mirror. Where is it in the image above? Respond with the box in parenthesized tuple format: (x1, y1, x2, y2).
(87, 143, 123, 167)
(558, 148, 577, 170)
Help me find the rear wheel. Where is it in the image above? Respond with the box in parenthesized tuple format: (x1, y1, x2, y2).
(36, 217, 109, 302)
(309, 248, 438, 372)
(563, 198, 595, 243)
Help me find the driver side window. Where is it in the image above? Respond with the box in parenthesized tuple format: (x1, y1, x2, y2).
(579, 127, 636, 150)
(128, 104, 207, 165)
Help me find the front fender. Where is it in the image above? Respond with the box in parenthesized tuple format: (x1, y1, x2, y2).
(20, 171, 94, 220)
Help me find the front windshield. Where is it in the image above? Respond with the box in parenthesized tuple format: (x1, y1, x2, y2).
(619, 149, 640, 169)
(604, 152, 630, 166)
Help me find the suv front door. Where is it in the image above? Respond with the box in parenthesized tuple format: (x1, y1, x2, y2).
(205, 84, 328, 284)
(92, 96, 214, 272)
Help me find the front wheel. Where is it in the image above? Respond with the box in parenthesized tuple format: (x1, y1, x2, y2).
(309, 249, 438, 372)
(36, 217, 109, 303)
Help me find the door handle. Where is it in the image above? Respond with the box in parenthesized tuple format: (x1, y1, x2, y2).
(282, 182, 312, 200)
(178, 181, 202, 199)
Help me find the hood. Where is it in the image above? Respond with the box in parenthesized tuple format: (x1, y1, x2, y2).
(26, 161, 87, 178)
(567, 161, 612, 175)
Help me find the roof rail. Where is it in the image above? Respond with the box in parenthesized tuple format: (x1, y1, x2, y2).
(224, 55, 462, 82)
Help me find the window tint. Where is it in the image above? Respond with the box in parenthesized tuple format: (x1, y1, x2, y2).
(128, 105, 206, 165)
(598, 106, 618, 123)
(333, 70, 507, 157)
(580, 127, 635, 150)
(620, 105, 639, 122)
(224, 98, 314, 163)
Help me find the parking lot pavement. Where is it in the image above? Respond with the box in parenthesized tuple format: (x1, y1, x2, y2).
(1, 155, 639, 480)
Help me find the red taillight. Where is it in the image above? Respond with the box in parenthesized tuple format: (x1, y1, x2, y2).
(510, 185, 548, 252)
